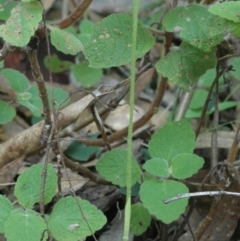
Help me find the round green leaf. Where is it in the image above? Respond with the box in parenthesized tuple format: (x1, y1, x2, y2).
(140, 180, 189, 224)
(0, 100, 16, 124)
(4, 209, 47, 241)
(163, 4, 226, 52)
(50, 26, 84, 55)
(1, 68, 29, 92)
(78, 20, 94, 45)
(96, 149, 141, 187)
(0, 195, 14, 233)
(14, 164, 57, 209)
(84, 13, 155, 68)
(143, 158, 170, 178)
(48, 196, 107, 241)
(171, 153, 204, 179)
(148, 120, 195, 165)
(0, 2, 43, 47)
(156, 42, 216, 91)
(72, 62, 102, 87)
(209, 1, 240, 23)
(130, 203, 151, 236)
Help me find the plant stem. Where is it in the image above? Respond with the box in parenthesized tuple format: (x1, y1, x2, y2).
(123, 1, 140, 240)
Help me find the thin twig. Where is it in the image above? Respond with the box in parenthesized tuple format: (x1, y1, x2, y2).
(56, 0, 93, 29)
(195, 68, 225, 138)
(210, 76, 219, 182)
(174, 82, 197, 121)
(164, 190, 240, 204)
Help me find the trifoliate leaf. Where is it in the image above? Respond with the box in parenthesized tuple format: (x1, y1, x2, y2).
(0, 100, 16, 124)
(156, 42, 216, 90)
(140, 180, 189, 224)
(96, 149, 141, 187)
(209, 1, 240, 23)
(72, 62, 102, 87)
(0, 2, 43, 47)
(148, 120, 195, 165)
(43, 55, 73, 73)
(171, 153, 204, 179)
(49, 26, 84, 55)
(4, 209, 47, 241)
(84, 13, 155, 68)
(143, 158, 170, 178)
(130, 203, 151, 236)
(48, 196, 107, 241)
(0, 195, 14, 233)
(163, 4, 226, 52)
(14, 164, 57, 209)
(1, 69, 29, 92)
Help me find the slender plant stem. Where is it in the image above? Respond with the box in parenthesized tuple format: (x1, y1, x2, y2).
(123, 1, 140, 240)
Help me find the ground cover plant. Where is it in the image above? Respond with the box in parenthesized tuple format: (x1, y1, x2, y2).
(0, 0, 240, 240)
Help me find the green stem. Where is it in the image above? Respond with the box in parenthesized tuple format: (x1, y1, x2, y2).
(123, 1, 140, 241)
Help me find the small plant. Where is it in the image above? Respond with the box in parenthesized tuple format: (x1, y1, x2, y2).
(96, 119, 204, 233)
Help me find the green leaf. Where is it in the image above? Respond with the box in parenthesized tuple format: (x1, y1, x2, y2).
(209, 1, 240, 23)
(43, 55, 73, 73)
(0, 195, 14, 233)
(64, 140, 101, 162)
(185, 108, 202, 119)
(14, 164, 57, 209)
(72, 62, 102, 87)
(48, 196, 107, 241)
(140, 180, 189, 224)
(130, 203, 151, 236)
(171, 153, 204, 179)
(18, 99, 42, 117)
(0, 0, 18, 21)
(84, 13, 155, 68)
(156, 42, 216, 90)
(4, 209, 47, 241)
(163, 4, 226, 52)
(228, 21, 240, 37)
(49, 26, 84, 55)
(78, 20, 94, 45)
(96, 149, 141, 187)
(0, 2, 43, 47)
(1, 69, 29, 92)
(189, 89, 208, 109)
(0, 100, 16, 124)
(148, 120, 195, 165)
(143, 158, 170, 178)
